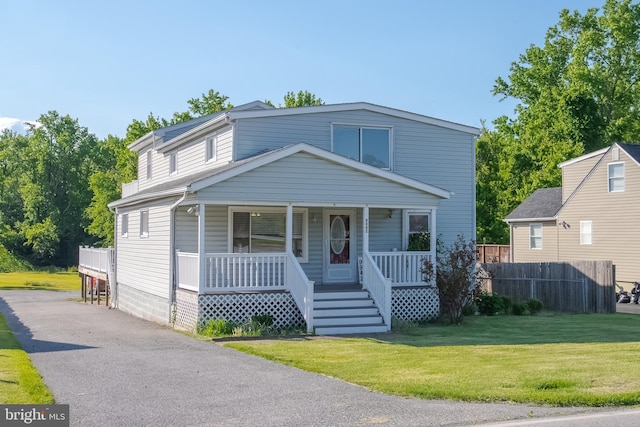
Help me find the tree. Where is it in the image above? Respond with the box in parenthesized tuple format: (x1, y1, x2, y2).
(281, 90, 324, 108)
(477, 0, 640, 243)
(423, 235, 479, 325)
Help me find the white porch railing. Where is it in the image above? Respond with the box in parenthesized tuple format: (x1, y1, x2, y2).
(176, 252, 199, 292)
(79, 246, 113, 274)
(371, 251, 432, 286)
(176, 252, 288, 292)
(204, 253, 286, 291)
(285, 250, 314, 333)
(121, 180, 139, 198)
(362, 252, 392, 330)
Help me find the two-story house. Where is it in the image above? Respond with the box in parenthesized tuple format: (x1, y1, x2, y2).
(108, 101, 479, 334)
(505, 143, 640, 289)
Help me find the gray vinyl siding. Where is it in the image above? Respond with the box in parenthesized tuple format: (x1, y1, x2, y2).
(137, 126, 234, 192)
(557, 149, 640, 284)
(511, 221, 559, 262)
(197, 152, 443, 207)
(115, 199, 174, 299)
(561, 154, 603, 203)
(234, 111, 474, 246)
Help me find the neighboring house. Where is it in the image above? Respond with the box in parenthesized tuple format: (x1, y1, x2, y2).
(505, 142, 640, 288)
(106, 101, 479, 334)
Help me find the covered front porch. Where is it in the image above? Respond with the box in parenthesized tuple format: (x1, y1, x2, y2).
(173, 203, 439, 334)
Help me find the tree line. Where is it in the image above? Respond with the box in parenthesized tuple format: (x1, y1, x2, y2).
(2, 0, 640, 267)
(0, 90, 322, 267)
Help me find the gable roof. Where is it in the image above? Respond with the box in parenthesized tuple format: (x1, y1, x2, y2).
(109, 142, 451, 208)
(128, 101, 274, 152)
(504, 187, 562, 223)
(618, 142, 640, 165)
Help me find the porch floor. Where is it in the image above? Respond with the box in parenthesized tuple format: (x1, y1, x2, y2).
(314, 283, 363, 293)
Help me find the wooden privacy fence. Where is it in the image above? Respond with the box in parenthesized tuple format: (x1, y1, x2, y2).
(477, 244, 510, 263)
(478, 261, 615, 314)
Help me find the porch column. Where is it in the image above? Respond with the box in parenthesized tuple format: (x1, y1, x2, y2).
(430, 208, 437, 259)
(285, 204, 293, 254)
(362, 206, 369, 252)
(198, 204, 206, 293)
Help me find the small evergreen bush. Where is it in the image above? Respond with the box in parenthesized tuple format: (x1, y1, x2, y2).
(476, 291, 505, 316)
(511, 302, 529, 315)
(526, 298, 543, 315)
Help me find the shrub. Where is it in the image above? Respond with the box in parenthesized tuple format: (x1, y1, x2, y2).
(251, 313, 274, 326)
(498, 295, 512, 314)
(476, 292, 509, 316)
(423, 235, 479, 324)
(526, 298, 543, 315)
(511, 302, 529, 315)
(199, 318, 238, 337)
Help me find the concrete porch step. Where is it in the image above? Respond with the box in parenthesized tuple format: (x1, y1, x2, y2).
(314, 306, 380, 317)
(314, 314, 384, 327)
(314, 324, 389, 335)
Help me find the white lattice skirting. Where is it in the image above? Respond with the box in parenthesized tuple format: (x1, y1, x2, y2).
(174, 289, 199, 331)
(174, 290, 305, 332)
(392, 286, 440, 321)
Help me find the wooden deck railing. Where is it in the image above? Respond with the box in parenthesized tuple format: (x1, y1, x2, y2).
(285, 250, 314, 333)
(79, 246, 113, 274)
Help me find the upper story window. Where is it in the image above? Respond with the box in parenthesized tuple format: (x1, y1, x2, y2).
(146, 151, 152, 180)
(608, 162, 624, 192)
(121, 213, 128, 237)
(169, 153, 177, 175)
(140, 210, 149, 238)
(206, 135, 217, 162)
(529, 223, 542, 249)
(332, 125, 391, 169)
(580, 220, 592, 245)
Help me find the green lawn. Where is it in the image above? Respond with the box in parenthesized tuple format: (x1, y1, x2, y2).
(227, 313, 640, 407)
(0, 313, 54, 404)
(0, 272, 81, 291)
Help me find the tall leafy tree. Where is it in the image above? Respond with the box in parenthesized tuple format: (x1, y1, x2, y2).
(281, 90, 324, 108)
(477, 0, 640, 243)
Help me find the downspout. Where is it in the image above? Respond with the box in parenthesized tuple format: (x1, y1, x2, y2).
(169, 191, 188, 323)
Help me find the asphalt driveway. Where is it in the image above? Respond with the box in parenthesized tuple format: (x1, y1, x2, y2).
(0, 290, 599, 427)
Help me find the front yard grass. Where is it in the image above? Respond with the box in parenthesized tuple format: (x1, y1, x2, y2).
(0, 272, 80, 291)
(226, 313, 640, 407)
(0, 313, 54, 403)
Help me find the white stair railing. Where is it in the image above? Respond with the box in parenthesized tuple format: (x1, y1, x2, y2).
(285, 250, 314, 333)
(362, 252, 392, 331)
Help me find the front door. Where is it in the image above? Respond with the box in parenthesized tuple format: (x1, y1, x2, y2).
(323, 209, 356, 283)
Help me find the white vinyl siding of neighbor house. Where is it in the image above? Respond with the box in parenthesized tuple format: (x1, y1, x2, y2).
(116, 200, 174, 300)
(556, 149, 640, 283)
(136, 126, 234, 192)
(233, 111, 474, 246)
(511, 221, 558, 262)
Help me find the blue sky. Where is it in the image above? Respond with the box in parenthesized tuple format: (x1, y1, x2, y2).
(0, 0, 605, 139)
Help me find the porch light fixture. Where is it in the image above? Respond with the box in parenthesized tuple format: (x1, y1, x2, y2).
(388, 209, 393, 219)
(311, 213, 319, 224)
(187, 205, 199, 215)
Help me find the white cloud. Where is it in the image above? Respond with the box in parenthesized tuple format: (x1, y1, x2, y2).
(0, 117, 41, 134)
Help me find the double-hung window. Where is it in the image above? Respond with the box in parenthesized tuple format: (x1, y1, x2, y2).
(332, 125, 391, 169)
(169, 153, 177, 175)
(140, 210, 149, 238)
(580, 221, 592, 245)
(206, 136, 217, 162)
(146, 150, 152, 180)
(608, 162, 624, 192)
(121, 213, 128, 237)
(529, 223, 542, 249)
(405, 211, 430, 251)
(230, 208, 307, 262)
